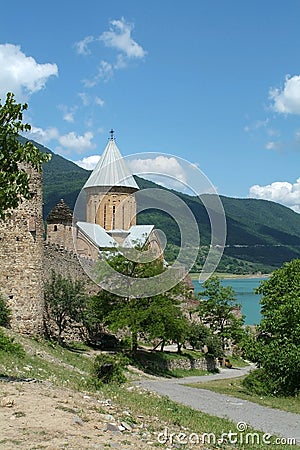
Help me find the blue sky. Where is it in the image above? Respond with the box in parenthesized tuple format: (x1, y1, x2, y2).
(1, 1, 300, 211)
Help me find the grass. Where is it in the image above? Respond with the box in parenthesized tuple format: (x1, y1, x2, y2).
(228, 355, 250, 368)
(187, 375, 300, 415)
(102, 383, 299, 449)
(169, 367, 211, 378)
(0, 329, 298, 450)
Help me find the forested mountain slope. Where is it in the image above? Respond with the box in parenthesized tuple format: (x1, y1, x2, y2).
(25, 138, 300, 271)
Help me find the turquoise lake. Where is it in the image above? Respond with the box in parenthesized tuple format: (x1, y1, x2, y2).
(192, 277, 268, 325)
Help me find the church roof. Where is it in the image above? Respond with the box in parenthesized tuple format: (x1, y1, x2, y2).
(83, 136, 139, 191)
(77, 222, 155, 250)
(77, 221, 118, 248)
(46, 199, 73, 224)
(123, 225, 154, 248)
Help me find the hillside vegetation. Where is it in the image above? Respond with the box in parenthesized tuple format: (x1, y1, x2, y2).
(24, 138, 300, 273)
(0, 329, 294, 450)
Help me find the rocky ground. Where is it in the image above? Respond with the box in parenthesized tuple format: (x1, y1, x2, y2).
(0, 378, 170, 450)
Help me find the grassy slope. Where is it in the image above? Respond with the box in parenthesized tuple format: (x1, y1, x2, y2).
(1, 329, 297, 450)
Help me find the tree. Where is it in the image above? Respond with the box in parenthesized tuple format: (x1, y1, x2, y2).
(0, 92, 50, 219)
(141, 293, 190, 353)
(87, 249, 190, 354)
(243, 259, 300, 396)
(44, 270, 87, 342)
(197, 276, 244, 351)
(187, 322, 222, 356)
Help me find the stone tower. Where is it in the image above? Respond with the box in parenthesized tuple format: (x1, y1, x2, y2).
(83, 131, 139, 231)
(46, 199, 74, 250)
(0, 164, 44, 336)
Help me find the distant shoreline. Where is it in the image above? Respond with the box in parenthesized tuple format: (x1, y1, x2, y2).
(189, 272, 270, 281)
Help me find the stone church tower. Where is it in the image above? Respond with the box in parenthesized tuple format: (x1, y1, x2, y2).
(0, 165, 44, 336)
(83, 130, 139, 231)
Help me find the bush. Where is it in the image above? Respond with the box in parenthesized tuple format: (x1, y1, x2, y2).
(242, 368, 275, 396)
(0, 294, 11, 327)
(0, 331, 25, 357)
(92, 353, 129, 385)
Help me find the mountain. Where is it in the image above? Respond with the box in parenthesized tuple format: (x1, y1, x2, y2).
(18, 137, 91, 218)
(25, 139, 300, 273)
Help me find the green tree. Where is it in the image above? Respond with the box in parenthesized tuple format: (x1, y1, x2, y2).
(197, 276, 244, 351)
(244, 259, 300, 396)
(187, 321, 222, 356)
(88, 249, 190, 354)
(44, 270, 87, 342)
(0, 92, 50, 219)
(142, 293, 190, 353)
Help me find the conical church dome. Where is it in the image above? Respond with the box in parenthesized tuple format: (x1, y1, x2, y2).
(84, 133, 138, 191)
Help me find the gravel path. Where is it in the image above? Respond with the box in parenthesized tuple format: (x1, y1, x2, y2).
(137, 365, 300, 444)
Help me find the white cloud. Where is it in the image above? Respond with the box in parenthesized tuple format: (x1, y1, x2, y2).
(75, 36, 94, 55)
(63, 112, 74, 123)
(265, 141, 283, 151)
(74, 154, 101, 170)
(249, 178, 300, 212)
(78, 92, 104, 107)
(79, 18, 146, 88)
(128, 156, 188, 191)
(114, 54, 127, 70)
(83, 60, 114, 86)
(57, 131, 96, 154)
(244, 119, 269, 133)
(78, 92, 90, 105)
(95, 96, 105, 107)
(58, 105, 77, 123)
(129, 156, 186, 182)
(270, 75, 300, 115)
(99, 17, 146, 59)
(0, 43, 58, 101)
(26, 126, 59, 145)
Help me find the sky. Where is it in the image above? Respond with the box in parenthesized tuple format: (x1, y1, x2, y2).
(1, 1, 300, 212)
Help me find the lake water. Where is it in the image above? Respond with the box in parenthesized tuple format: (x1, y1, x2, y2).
(192, 277, 268, 325)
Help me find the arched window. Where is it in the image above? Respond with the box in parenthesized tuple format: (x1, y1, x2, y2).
(54, 225, 58, 232)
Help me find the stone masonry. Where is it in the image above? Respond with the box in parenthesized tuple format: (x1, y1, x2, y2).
(0, 165, 44, 336)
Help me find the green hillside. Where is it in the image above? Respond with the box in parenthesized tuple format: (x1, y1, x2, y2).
(25, 138, 300, 273)
(19, 137, 91, 217)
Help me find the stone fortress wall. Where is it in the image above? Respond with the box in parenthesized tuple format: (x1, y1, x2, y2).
(0, 168, 100, 336)
(0, 165, 45, 336)
(43, 242, 100, 296)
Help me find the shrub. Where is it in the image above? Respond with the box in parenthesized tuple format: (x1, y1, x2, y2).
(0, 330, 25, 357)
(242, 368, 274, 396)
(92, 353, 129, 385)
(0, 293, 11, 327)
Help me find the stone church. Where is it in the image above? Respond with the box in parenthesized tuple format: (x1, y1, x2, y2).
(0, 132, 162, 336)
